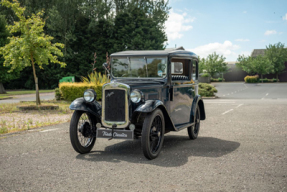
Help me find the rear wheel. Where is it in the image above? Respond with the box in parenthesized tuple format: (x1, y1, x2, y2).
(141, 109, 165, 160)
(188, 107, 200, 140)
(70, 111, 96, 154)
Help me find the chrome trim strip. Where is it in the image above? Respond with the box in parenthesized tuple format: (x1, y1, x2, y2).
(102, 81, 130, 128)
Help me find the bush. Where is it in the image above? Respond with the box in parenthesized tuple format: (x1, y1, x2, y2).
(59, 82, 103, 101)
(201, 73, 210, 77)
(211, 78, 225, 82)
(244, 75, 259, 83)
(54, 88, 63, 100)
(198, 83, 217, 97)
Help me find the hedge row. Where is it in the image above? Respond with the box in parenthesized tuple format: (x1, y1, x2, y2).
(211, 78, 225, 82)
(59, 82, 103, 101)
(244, 75, 259, 83)
(244, 75, 278, 83)
(199, 83, 217, 97)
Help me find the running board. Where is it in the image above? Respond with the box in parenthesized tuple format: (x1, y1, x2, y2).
(175, 122, 195, 131)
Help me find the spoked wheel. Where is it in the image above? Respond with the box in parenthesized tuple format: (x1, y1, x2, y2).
(142, 109, 165, 160)
(70, 111, 96, 154)
(188, 107, 200, 140)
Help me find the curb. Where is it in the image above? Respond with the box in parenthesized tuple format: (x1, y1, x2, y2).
(202, 96, 218, 99)
(0, 96, 13, 100)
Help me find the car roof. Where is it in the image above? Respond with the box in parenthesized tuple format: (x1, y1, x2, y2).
(110, 49, 198, 59)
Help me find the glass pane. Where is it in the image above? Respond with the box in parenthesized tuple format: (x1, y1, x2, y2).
(112, 57, 167, 78)
(112, 57, 129, 77)
(171, 62, 183, 74)
(146, 58, 167, 78)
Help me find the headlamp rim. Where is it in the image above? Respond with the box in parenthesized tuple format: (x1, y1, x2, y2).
(83, 89, 97, 102)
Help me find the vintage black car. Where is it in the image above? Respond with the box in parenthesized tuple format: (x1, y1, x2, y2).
(69, 48, 206, 159)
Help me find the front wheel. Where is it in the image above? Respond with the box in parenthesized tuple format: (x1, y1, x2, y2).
(141, 109, 165, 160)
(70, 111, 96, 154)
(188, 107, 200, 140)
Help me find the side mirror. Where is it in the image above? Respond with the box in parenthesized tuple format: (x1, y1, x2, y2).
(102, 62, 110, 74)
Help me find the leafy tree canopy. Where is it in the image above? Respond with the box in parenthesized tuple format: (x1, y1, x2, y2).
(265, 42, 287, 81)
(0, 0, 66, 104)
(199, 52, 228, 77)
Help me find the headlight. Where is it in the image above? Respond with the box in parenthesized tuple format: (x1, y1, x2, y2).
(84, 89, 97, 102)
(130, 90, 142, 103)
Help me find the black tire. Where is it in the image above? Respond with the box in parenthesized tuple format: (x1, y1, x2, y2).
(188, 106, 200, 140)
(70, 111, 96, 154)
(141, 109, 165, 160)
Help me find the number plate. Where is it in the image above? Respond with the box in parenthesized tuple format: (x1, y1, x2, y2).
(97, 129, 134, 140)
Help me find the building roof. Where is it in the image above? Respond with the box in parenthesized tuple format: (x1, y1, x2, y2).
(251, 49, 265, 57)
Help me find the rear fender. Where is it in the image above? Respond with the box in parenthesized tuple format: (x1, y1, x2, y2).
(135, 100, 176, 132)
(190, 95, 206, 123)
(70, 98, 102, 121)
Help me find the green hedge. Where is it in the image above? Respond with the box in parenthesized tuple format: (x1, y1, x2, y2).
(244, 75, 259, 83)
(211, 78, 225, 82)
(198, 83, 217, 97)
(59, 82, 103, 101)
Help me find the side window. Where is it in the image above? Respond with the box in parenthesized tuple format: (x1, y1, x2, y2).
(171, 62, 183, 74)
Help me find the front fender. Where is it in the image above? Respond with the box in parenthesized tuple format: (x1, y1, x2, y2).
(135, 100, 163, 113)
(190, 95, 206, 123)
(135, 100, 176, 132)
(70, 98, 102, 119)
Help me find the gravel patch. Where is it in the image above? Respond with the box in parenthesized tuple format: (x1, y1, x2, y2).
(0, 111, 72, 133)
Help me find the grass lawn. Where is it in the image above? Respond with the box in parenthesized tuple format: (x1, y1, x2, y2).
(0, 100, 72, 134)
(4, 90, 54, 95)
(0, 95, 12, 100)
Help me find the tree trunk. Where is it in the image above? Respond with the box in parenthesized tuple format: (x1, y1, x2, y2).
(0, 82, 6, 94)
(261, 74, 263, 83)
(276, 73, 279, 82)
(31, 53, 41, 105)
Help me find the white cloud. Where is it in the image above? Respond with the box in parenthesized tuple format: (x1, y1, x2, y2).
(243, 11, 247, 14)
(165, 9, 195, 41)
(283, 13, 287, 21)
(264, 30, 277, 35)
(235, 39, 249, 42)
(188, 41, 240, 60)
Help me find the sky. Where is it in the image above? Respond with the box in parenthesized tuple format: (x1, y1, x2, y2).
(164, 0, 287, 61)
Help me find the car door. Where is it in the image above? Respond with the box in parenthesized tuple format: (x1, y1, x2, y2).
(169, 84, 194, 126)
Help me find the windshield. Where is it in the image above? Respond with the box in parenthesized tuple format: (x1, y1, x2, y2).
(111, 57, 167, 78)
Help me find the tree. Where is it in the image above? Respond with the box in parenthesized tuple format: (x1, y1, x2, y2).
(113, 6, 167, 51)
(265, 42, 287, 82)
(0, 0, 66, 105)
(198, 56, 206, 74)
(237, 54, 273, 83)
(202, 52, 228, 77)
(0, 15, 20, 94)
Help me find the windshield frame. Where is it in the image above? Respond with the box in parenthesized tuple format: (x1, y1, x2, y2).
(110, 56, 168, 80)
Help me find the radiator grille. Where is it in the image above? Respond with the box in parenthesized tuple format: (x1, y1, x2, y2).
(104, 89, 126, 121)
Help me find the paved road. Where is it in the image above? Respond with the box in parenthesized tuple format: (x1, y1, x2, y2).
(0, 92, 55, 104)
(213, 82, 287, 100)
(0, 85, 287, 191)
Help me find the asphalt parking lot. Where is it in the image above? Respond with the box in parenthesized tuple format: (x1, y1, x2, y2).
(0, 83, 286, 191)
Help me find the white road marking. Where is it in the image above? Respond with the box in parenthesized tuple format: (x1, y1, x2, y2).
(40, 128, 59, 133)
(236, 104, 243, 108)
(222, 109, 234, 115)
(205, 102, 235, 104)
(261, 93, 269, 100)
(223, 95, 225, 96)
(244, 84, 248, 88)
